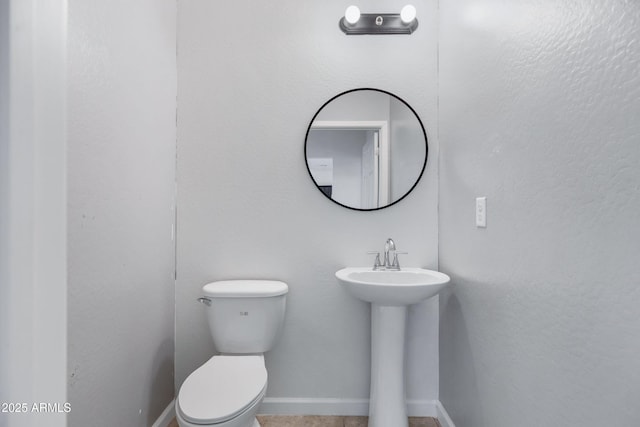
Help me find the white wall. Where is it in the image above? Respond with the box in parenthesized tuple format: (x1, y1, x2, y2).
(0, 1, 9, 411)
(176, 0, 440, 414)
(439, 1, 640, 426)
(67, 1, 177, 426)
(1, 1, 67, 426)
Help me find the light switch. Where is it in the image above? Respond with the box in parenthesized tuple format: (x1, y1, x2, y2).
(476, 197, 487, 228)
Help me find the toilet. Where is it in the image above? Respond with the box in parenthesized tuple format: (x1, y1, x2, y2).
(176, 280, 288, 427)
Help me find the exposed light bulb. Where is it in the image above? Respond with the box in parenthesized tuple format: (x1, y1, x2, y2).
(345, 5, 361, 25)
(400, 4, 417, 24)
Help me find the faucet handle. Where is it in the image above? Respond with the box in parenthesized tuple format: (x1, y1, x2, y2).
(390, 251, 408, 270)
(367, 251, 383, 270)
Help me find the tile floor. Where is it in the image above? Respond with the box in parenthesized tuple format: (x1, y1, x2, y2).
(168, 415, 441, 427)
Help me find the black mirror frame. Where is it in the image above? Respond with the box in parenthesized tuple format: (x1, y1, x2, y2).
(304, 88, 428, 211)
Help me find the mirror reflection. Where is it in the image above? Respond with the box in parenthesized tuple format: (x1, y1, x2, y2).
(305, 89, 428, 210)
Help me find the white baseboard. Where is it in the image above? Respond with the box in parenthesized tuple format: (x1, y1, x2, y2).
(259, 398, 369, 416)
(159, 397, 453, 426)
(151, 399, 175, 427)
(259, 398, 438, 417)
(435, 401, 456, 427)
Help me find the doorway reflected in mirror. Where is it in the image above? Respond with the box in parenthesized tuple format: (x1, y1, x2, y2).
(304, 88, 428, 211)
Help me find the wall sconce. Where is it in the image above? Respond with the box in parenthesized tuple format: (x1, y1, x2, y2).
(340, 5, 418, 35)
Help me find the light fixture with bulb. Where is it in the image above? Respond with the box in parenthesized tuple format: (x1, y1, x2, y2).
(400, 5, 417, 24)
(344, 5, 361, 25)
(339, 4, 418, 35)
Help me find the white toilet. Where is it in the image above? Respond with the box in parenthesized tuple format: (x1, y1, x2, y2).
(176, 280, 288, 427)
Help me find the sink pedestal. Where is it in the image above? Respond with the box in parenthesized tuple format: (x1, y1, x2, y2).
(369, 304, 408, 427)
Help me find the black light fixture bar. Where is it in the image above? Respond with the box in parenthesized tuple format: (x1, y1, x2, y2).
(340, 13, 418, 35)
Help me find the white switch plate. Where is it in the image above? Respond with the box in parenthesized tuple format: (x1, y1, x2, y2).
(476, 197, 487, 227)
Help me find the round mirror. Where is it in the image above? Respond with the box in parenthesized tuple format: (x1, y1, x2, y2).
(304, 88, 428, 211)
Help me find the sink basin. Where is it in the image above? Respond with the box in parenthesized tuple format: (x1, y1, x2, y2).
(336, 267, 450, 306)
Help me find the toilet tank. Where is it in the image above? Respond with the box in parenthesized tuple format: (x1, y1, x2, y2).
(201, 280, 288, 354)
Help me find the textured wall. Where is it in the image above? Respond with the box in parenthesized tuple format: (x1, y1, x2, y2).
(67, 1, 177, 425)
(176, 0, 440, 412)
(439, 1, 640, 426)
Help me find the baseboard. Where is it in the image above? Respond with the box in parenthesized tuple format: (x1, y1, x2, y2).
(435, 400, 456, 427)
(157, 396, 451, 425)
(259, 398, 438, 417)
(151, 399, 175, 427)
(259, 398, 369, 416)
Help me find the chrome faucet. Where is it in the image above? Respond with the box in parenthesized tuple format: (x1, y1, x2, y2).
(368, 238, 406, 271)
(383, 238, 396, 269)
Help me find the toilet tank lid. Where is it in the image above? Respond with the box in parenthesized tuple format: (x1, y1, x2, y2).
(202, 280, 288, 298)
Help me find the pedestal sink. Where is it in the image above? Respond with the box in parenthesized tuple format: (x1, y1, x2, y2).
(335, 267, 450, 427)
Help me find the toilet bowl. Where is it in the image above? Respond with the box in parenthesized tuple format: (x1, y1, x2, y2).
(176, 280, 288, 427)
(176, 355, 266, 427)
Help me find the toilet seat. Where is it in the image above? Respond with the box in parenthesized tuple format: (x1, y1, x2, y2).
(177, 355, 267, 425)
